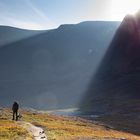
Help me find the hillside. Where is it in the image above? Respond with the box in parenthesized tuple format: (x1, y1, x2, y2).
(0, 26, 44, 47)
(0, 21, 120, 109)
(0, 108, 140, 140)
(80, 13, 140, 135)
(81, 13, 140, 110)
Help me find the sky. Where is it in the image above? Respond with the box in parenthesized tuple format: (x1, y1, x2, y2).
(0, 0, 140, 30)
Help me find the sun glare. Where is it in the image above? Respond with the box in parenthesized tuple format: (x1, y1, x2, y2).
(110, 0, 140, 21)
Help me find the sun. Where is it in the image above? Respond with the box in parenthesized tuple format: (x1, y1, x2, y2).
(110, 0, 140, 21)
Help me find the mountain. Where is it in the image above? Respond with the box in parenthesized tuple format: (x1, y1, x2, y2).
(0, 21, 120, 109)
(81, 14, 140, 115)
(0, 26, 44, 47)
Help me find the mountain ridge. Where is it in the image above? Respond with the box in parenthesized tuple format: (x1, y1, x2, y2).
(0, 21, 120, 109)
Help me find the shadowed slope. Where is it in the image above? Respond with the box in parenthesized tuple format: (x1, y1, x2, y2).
(0, 26, 45, 47)
(80, 13, 140, 135)
(0, 21, 119, 109)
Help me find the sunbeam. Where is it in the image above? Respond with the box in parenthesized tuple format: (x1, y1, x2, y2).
(26, 0, 56, 29)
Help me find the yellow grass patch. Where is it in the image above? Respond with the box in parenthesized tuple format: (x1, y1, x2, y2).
(0, 108, 140, 140)
(22, 111, 140, 140)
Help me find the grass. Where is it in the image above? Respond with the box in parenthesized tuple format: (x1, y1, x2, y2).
(0, 108, 140, 140)
(22, 109, 140, 140)
(0, 108, 31, 140)
(96, 113, 140, 136)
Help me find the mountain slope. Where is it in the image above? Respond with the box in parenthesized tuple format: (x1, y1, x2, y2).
(0, 21, 120, 109)
(0, 26, 44, 47)
(81, 14, 140, 115)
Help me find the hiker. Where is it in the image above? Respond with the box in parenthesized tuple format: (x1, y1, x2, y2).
(12, 101, 19, 121)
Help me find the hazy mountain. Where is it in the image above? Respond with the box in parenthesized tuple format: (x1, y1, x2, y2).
(81, 14, 140, 115)
(0, 26, 44, 47)
(0, 21, 120, 109)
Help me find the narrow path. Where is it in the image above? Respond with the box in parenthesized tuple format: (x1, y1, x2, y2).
(17, 121, 47, 140)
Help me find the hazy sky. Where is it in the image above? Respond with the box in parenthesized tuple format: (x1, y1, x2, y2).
(0, 0, 140, 30)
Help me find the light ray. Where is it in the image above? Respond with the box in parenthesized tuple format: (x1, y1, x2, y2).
(26, 0, 56, 29)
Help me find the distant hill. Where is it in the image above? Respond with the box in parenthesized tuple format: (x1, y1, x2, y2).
(81, 14, 140, 115)
(0, 26, 44, 47)
(0, 21, 120, 109)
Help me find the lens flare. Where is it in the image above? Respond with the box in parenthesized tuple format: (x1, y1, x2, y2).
(110, 0, 140, 21)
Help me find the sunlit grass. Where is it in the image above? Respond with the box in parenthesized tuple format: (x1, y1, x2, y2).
(0, 108, 31, 140)
(22, 110, 140, 140)
(0, 108, 140, 140)
(0, 120, 31, 140)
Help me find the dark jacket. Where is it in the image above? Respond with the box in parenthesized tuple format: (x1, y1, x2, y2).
(12, 102, 19, 111)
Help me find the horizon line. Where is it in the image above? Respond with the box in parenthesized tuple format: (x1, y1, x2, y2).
(0, 20, 122, 31)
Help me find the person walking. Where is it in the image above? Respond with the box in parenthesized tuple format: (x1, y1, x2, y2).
(12, 101, 19, 121)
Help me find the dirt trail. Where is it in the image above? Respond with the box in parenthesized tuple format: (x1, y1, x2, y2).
(17, 121, 47, 140)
